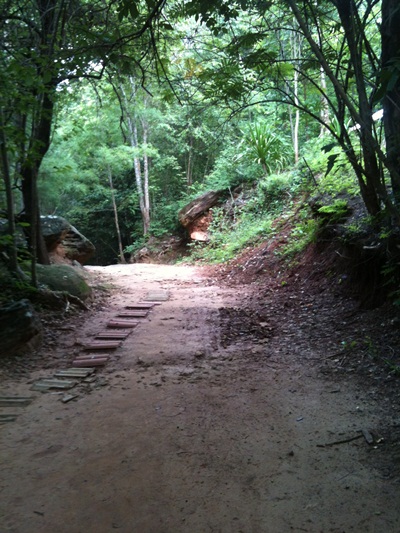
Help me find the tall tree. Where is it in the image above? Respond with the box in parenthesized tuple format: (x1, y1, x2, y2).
(0, 0, 166, 277)
(118, 76, 152, 235)
(380, 0, 400, 203)
(181, 0, 400, 222)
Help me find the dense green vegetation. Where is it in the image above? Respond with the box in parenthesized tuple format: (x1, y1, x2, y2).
(1, 1, 400, 289)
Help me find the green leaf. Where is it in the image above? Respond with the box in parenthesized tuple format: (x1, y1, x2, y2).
(129, 2, 139, 18)
(325, 153, 340, 176)
(321, 142, 337, 153)
(373, 64, 400, 104)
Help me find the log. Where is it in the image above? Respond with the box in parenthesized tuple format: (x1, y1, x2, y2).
(178, 190, 224, 228)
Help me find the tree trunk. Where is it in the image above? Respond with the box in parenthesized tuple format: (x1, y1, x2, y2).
(381, 0, 400, 204)
(319, 67, 330, 136)
(178, 190, 224, 228)
(293, 67, 300, 164)
(108, 166, 126, 264)
(335, 0, 383, 215)
(186, 135, 194, 187)
(290, 24, 302, 164)
(0, 110, 21, 275)
(20, 91, 53, 270)
(121, 77, 151, 236)
(141, 117, 151, 235)
(288, 0, 391, 217)
(132, 120, 150, 235)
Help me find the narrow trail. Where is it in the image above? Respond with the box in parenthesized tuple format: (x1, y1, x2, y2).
(1, 264, 399, 533)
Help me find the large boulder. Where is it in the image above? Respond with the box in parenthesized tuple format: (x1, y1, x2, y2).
(178, 190, 224, 241)
(0, 299, 42, 357)
(0, 216, 95, 265)
(40, 216, 95, 264)
(36, 264, 92, 300)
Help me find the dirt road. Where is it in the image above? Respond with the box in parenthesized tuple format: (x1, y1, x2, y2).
(1, 264, 400, 532)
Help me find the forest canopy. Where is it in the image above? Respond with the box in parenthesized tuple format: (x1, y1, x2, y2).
(1, 0, 400, 271)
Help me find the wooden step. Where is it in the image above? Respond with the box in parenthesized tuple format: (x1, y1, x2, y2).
(83, 341, 121, 351)
(31, 379, 76, 391)
(72, 359, 108, 368)
(125, 303, 155, 309)
(95, 331, 131, 340)
(74, 354, 110, 361)
(54, 369, 94, 378)
(0, 396, 33, 407)
(116, 310, 148, 318)
(107, 319, 139, 329)
(144, 291, 170, 302)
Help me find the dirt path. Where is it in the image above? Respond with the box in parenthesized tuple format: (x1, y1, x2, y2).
(1, 264, 400, 533)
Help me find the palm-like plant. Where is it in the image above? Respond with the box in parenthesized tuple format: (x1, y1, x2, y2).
(244, 123, 292, 175)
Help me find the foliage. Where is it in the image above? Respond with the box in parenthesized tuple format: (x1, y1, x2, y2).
(188, 205, 274, 264)
(186, 170, 299, 263)
(200, 143, 263, 192)
(317, 199, 349, 222)
(243, 123, 293, 175)
(2, 0, 400, 277)
(148, 198, 184, 237)
(300, 137, 359, 197)
(257, 171, 301, 205)
(0, 263, 37, 306)
(279, 216, 320, 261)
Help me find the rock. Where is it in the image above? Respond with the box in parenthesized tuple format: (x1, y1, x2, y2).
(0, 216, 95, 265)
(133, 247, 151, 262)
(178, 190, 224, 241)
(188, 212, 213, 242)
(40, 216, 71, 250)
(40, 216, 95, 264)
(36, 264, 92, 300)
(0, 299, 42, 357)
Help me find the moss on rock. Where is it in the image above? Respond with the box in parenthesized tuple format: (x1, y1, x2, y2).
(36, 264, 92, 300)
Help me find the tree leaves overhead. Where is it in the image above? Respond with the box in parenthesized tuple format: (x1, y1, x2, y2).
(2, 0, 400, 273)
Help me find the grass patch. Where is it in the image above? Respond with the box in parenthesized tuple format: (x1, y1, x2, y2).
(188, 209, 274, 263)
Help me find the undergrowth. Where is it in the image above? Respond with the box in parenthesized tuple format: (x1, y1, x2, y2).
(278, 215, 320, 260)
(187, 170, 300, 263)
(185, 136, 363, 266)
(188, 208, 274, 263)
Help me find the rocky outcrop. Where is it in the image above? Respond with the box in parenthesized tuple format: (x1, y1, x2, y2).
(36, 264, 92, 300)
(178, 190, 224, 241)
(41, 216, 95, 264)
(187, 211, 213, 242)
(0, 216, 95, 264)
(0, 299, 42, 357)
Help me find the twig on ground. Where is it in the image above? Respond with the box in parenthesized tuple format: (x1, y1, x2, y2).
(317, 433, 363, 448)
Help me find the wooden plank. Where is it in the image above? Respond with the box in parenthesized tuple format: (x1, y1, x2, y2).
(61, 394, 79, 403)
(54, 369, 94, 378)
(72, 358, 108, 368)
(31, 379, 76, 391)
(0, 414, 18, 423)
(125, 303, 155, 309)
(83, 376, 97, 383)
(116, 310, 148, 318)
(145, 291, 170, 301)
(83, 341, 121, 351)
(0, 396, 33, 407)
(95, 331, 130, 340)
(74, 354, 110, 361)
(107, 319, 139, 329)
